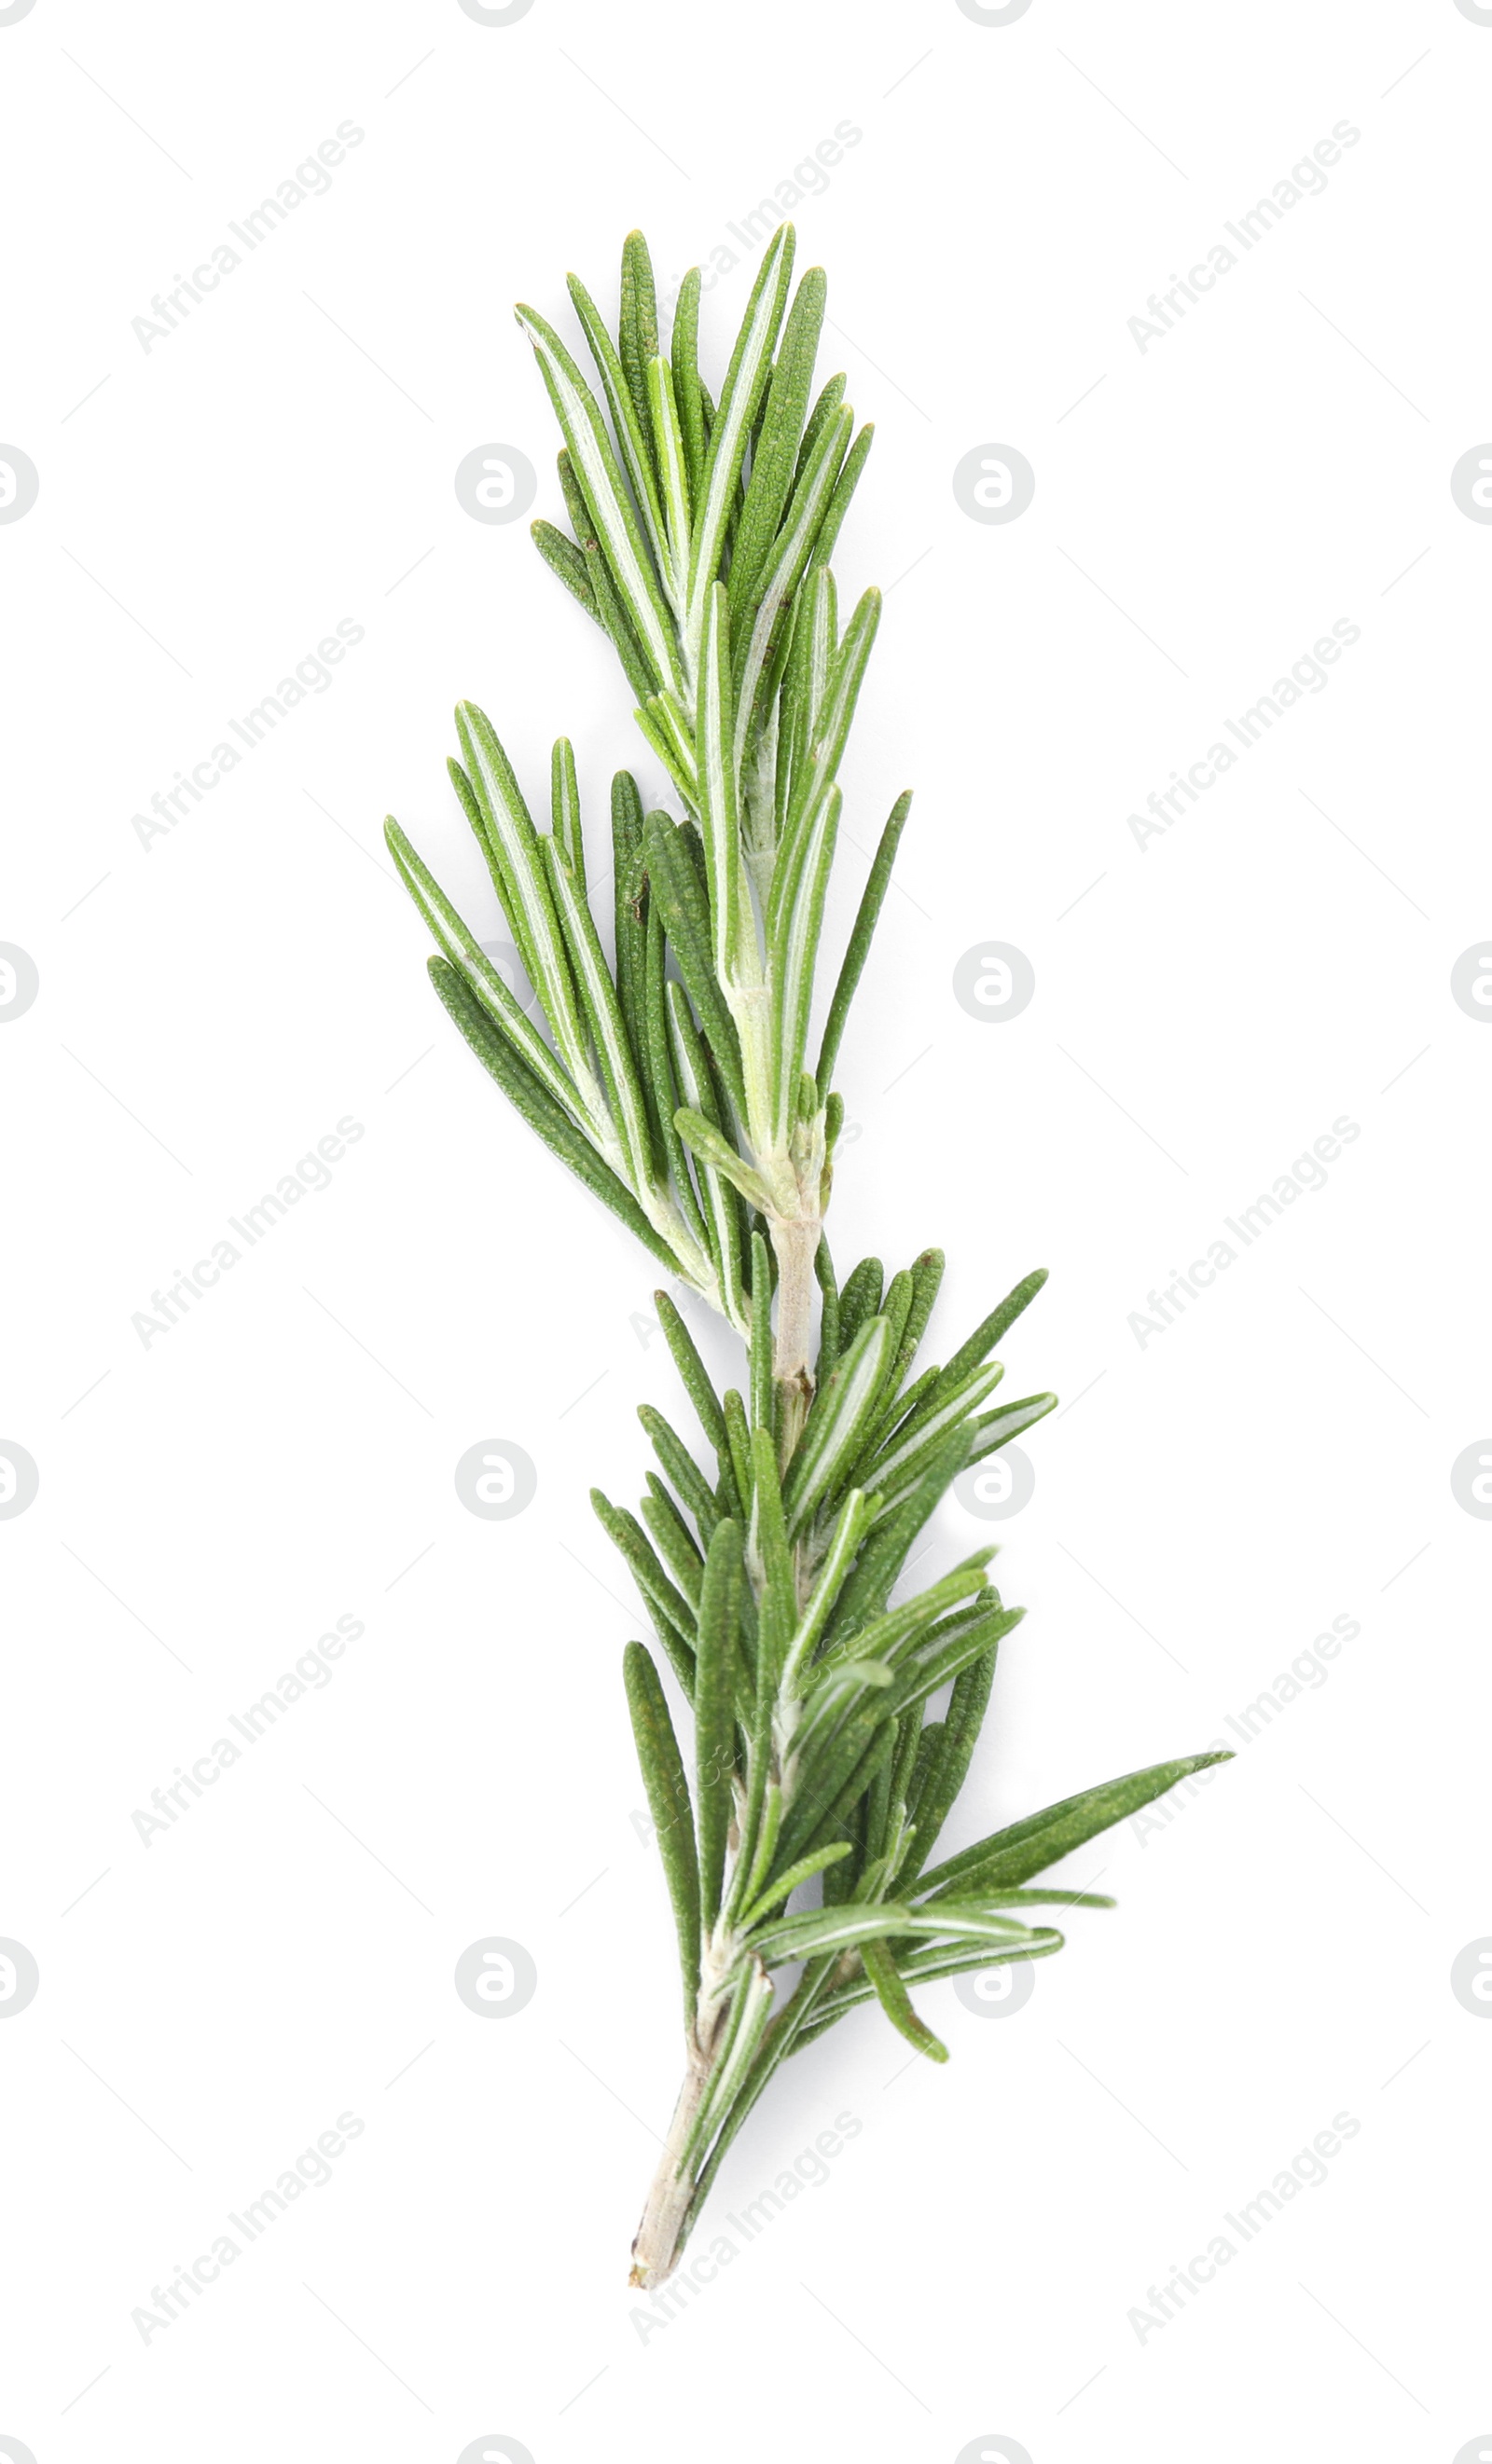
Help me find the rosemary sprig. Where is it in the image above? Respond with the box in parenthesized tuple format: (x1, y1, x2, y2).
(386, 227, 1231, 2288)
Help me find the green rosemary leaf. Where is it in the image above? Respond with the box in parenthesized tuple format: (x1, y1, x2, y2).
(816, 789, 913, 1097)
(894, 1646, 999, 1890)
(688, 1962, 775, 2159)
(728, 265, 827, 622)
(386, 820, 596, 1134)
(836, 1256, 884, 1356)
(794, 370, 847, 491)
(670, 265, 707, 506)
(611, 769, 650, 1088)
(666, 985, 748, 1330)
(646, 355, 692, 596)
(622, 1640, 701, 2021)
(935, 1268, 1051, 1397)
(900, 1899, 1049, 1947)
(861, 1938, 948, 2063)
(618, 228, 661, 452)
(966, 1391, 1060, 1463)
(749, 1232, 773, 1434)
(675, 1107, 771, 1214)
(751, 1900, 924, 1964)
(540, 834, 657, 1204)
(639, 1404, 719, 1538)
(781, 1313, 891, 1536)
(749, 1424, 794, 1633)
(685, 222, 796, 677)
(863, 1358, 1004, 1494)
(738, 1839, 852, 1931)
(567, 269, 670, 574)
(863, 1361, 942, 1464)
(695, 1520, 745, 1928)
(697, 583, 753, 987)
(638, 690, 699, 809)
(780, 1487, 873, 1697)
(735, 401, 854, 728)
(653, 1289, 727, 1455)
(809, 417, 874, 571)
(816, 1558, 996, 1679)
(642, 1476, 705, 1608)
(963, 1887, 1116, 1910)
(815, 1234, 840, 1378)
(531, 519, 599, 621)
(550, 737, 586, 887)
(722, 1388, 754, 1518)
(873, 1269, 915, 1397)
(827, 1422, 972, 1642)
(768, 781, 840, 1149)
(585, 532, 660, 706)
(915, 1752, 1236, 1901)
(455, 702, 591, 1084)
(592, 1490, 698, 1688)
(643, 905, 709, 1259)
(777, 565, 836, 839)
(516, 301, 680, 694)
(642, 810, 747, 1113)
(793, 1932, 1065, 2048)
(776, 1696, 890, 1868)
(425, 959, 680, 1276)
(886, 1604, 1025, 1726)
(895, 1248, 946, 1390)
(556, 442, 591, 541)
(445, 752, 543, 995)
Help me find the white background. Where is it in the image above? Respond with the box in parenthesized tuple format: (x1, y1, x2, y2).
(3, 1, 1489, 2457)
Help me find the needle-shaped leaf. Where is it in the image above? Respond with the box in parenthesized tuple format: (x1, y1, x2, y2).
(934, 1269, 1050, 1397)
(734, 400, 854, 731)
(864, 1358, 1004, 1494)
(639, 1403, 720, 1541)
(540, 835, 658, 1208)
(684, 224, 796, 678)
(385, 819, 600, 1136)
(813, 788, 907, 1098)
(861, 1939, 948, 2063)
(653, 1288, 728, 1457)
(646, 355, 693, 605)
(966, 1391, 1060, 1464)
(619, 228, 661, 451)
(780, 1487, 873, 1699)
(695, 1520, 744, 1928)
(593, 1490, 698, 1693)
(894, 1645, 1000, 1890)
(696, 584, 753, 987)
(666, 984, 748, 1333)
(550, 737, 586, 887)
(531, 518, 599, 621)
(516, 302, 681, 695)
(455, 701, 592, 1087)
(738, 1839, 853, 1932)
(642, 1475, 705, 1609)
(426, 959, 682, 1278)
(670, 265, 708, 507)
(642, 811, 747, 1114)
(622, 1640, 701, 2022)
(915, 1752, 1236, 1901)
(728, 266, 827, 623)
(781, 1313, 891, 1535)
(768, 780, 839, 1148)
(567, 268, 671, 582)
(674, 1106, 772, 1215)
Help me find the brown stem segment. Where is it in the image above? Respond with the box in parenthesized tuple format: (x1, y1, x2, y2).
(629, 2054, 711, 2288)
(769, 1212, 822, 1460)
